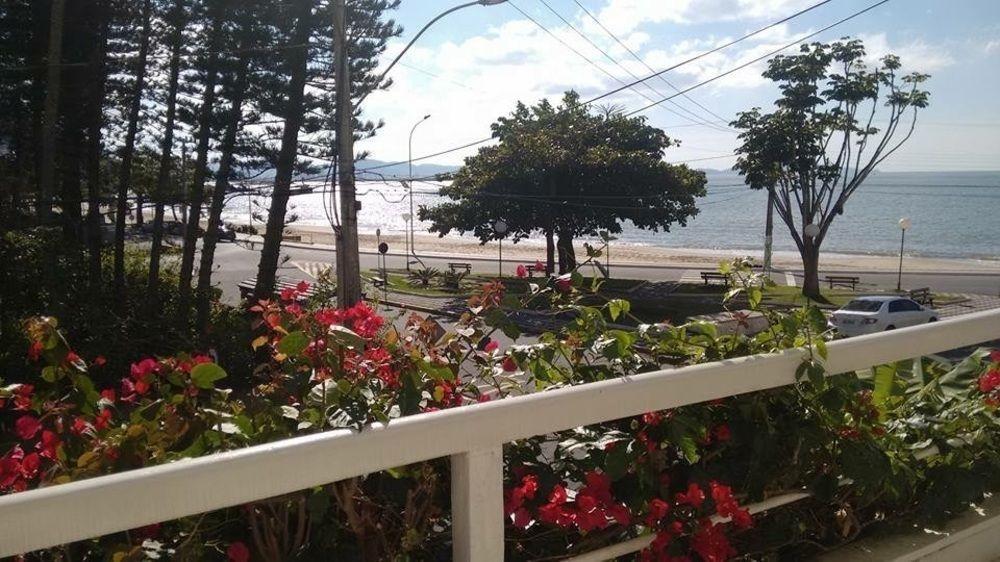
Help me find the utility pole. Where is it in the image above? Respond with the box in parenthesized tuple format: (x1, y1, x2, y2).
(764, 188, 774, 275)
(334, 0, 362, 307)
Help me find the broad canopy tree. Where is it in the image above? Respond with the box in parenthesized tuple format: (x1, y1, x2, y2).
(420, 92, 706, 274)
(732, 39, 929, 298)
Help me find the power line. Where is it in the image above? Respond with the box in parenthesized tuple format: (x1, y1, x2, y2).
(507, 1, 665, 109)
(568, 0, 735, 129)
(357, 0, 838, 173)
(625, 0, 892, 116)
(533, 0, 732, 133)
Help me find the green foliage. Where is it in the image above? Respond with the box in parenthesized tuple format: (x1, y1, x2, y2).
(419, 91, 706, 270)
(406, 267, 439, 288)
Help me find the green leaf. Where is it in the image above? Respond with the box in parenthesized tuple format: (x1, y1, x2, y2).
(607, 299, 630, 321)
(277, 331, 310, 356)
(328, 325, 365, 349)
(190, 362, 227, 389)
(41, 366, 60, 382)
(605, 442, 629, 479)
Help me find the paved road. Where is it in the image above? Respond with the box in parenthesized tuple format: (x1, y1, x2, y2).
(211, 237, 1000, 299)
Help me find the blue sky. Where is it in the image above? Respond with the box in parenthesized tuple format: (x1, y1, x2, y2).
(358, 0, 1000, 172)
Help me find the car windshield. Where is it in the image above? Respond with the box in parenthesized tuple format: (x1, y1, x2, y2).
(843, 300, 883, 312)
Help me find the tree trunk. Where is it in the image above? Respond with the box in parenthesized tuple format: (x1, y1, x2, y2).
(37, 0, 65, 221)
(556, 229, 576, 274)
(177, 14, 223, 325)
(147, 0, 185, 302)
(59, 120, 82, 239)
(85, 0, 108, 291)
(196, 57, 248, 332)
(333, 0, 362, 307)
(545, 228, 555, 275)
(135, 195, 144, 225)
(113, 0, 152, 298)
(254, 0, 311, 301)
(800, 241, 821, 300)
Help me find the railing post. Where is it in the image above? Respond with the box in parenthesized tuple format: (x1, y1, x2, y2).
(451, 445, 504, 561)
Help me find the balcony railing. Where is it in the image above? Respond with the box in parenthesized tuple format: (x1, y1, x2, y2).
(1, 309, 998, 560)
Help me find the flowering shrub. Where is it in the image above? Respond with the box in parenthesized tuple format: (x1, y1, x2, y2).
(2, 256, 1000, 560)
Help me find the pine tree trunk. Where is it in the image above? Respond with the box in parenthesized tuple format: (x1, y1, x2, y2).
(147, 0, 185, 302)
(177, 14, 223, 325)
(113, 0, 152, 297)
(85, 0, 108, 291)
(556, 229, 576, 273)
(37, 0, 65, 221)
(254, 0, 311, 301)
(59, 121, 82, 238)
(196, 58, 248, 332)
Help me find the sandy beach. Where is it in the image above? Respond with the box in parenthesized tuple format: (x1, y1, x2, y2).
(280, 224, 1000, 274)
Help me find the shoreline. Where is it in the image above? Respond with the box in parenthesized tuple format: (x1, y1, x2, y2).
(277, 224, 1000, 274)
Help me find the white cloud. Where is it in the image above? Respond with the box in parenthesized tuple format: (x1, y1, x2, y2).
(858, 33, 954, 73)
(984, 39, 1000, 54)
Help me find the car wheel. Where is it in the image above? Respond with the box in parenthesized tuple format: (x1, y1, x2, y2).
(885, 325, 895, 331)
(928, 317, 937, 323)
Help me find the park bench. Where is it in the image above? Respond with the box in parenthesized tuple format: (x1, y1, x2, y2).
(448, 262, 472, 275)
(524, 262, 549, 277)
(824, 275, 860, 290)
(908, 287, 934, 306)
(700, 271, 730, 286)
(238, 276, 319, 302)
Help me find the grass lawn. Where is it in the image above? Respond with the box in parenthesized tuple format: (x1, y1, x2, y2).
(761, 285, 859, 308)
(365, 270, 471, 298)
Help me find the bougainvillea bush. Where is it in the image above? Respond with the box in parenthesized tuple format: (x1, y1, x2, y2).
(2, 257, 999, 561)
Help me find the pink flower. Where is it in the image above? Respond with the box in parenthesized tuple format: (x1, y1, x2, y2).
(534, 260, 546, 273)
(227, 541, 250, 562)
(279, 287, 296, 301)
(296, 280, 311, 293)
(93, 355, 107, 367)
(979, 369, 1000, 393)
(555, 275, 572, 293)
(516, 265, 528, 278)
(483, 339, 499, 353)
(502, 356, 518, 372)
(15, 416, 41, 440)
(675, 483, 705, 508)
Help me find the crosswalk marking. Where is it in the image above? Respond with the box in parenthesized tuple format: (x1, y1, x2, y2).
(292, 261, 334, 279)
(679, 269, 702, 284)
(784, 271, 796, 287)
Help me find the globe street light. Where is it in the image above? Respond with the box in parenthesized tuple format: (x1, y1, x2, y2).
(494, 219, 508, 278)
(408, 114, 431, 270)
(897, 217, 911, 292)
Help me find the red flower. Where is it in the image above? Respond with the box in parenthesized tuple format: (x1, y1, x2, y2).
(978, 369, 1000, 393)
(13, 384, 33, 410)
(582, 471, 613, 504)
(0, 446, 25, 489)
(227, 541, 250, 562)
(690, 520, 736, 562)
(555, 275, 572, 293)
(534, 260, 546, 273)
(990, 350, 1000, 363)
(713, 424, 732, 442)
(710, 481, 752, 529)
(15, 416, 42, 440)
(130, 358, 158, 381)
(516, 265, 528, 278)
(93, 355, 107, 367)
(646, 498, 670, 526)
(642, 411, 664, 426)
(71, 417, 92, 436)
(502, 356, 518, 372)
(94, 408, 113, 430)
(36, 430, 61, 460)
(296, 280, 311, 293)
(66, 350, 81, 365)
(27, 341, 43, 362)
(314, 308, 343, 327)
(279, 287, 296, 301)
(512, 507, 532, 529)
(675, 483, 705, 508)
(285, 302, 303, 317)
(483, 339, 499, 354)
(19, 452, 40, 480)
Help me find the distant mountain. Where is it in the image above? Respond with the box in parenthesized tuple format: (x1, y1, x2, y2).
(355, 159, 459, 180)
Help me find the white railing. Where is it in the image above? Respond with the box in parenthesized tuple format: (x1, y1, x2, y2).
(1, 309, 997, 560)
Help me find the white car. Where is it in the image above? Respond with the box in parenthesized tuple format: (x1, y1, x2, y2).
(829, 296, 938, 337)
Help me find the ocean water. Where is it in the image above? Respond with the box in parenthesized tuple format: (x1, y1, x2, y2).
(222, 170, 1000, 260)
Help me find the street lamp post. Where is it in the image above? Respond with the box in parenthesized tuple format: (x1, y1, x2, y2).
(401, 212, 412, 271)
(408, 114, 431, 270)
(493, 220, 508, 278)
(897, 217, 911, 292)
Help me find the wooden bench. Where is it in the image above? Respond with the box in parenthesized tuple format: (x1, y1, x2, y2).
(525, 263, 548, 277)
(238, 276, 319, 302)
(448, 262, 472, 274)
(824, 275, 860, 290)
(700, 272, 730, 286)
(369, 276, 387, 289)
(908, 287, 934, 306)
